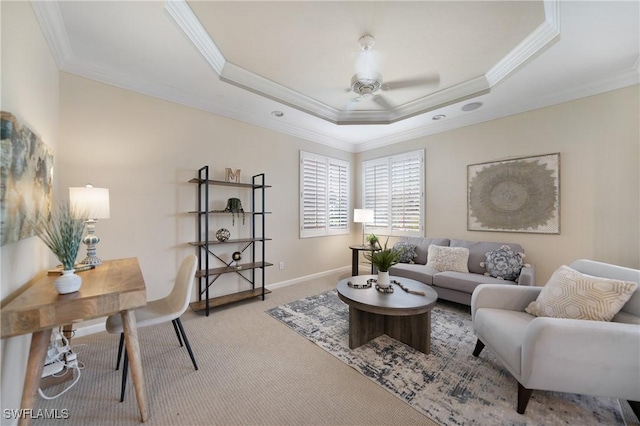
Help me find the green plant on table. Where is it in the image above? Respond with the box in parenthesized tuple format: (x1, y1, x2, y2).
(364, 237, 400, 272)
(28, 202, 87, 271)
(365, 234, 379, 247)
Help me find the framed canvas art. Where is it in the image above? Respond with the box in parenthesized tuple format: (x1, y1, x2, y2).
(467, 153, 560, 234)
(1, 111, 54, 245)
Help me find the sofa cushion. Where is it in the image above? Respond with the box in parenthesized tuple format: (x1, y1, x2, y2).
(434, 271, 516, 294)
(482, 245, 527, 281)
(389, 263, 439, 285)
(426, 245, 469, 273)
(400, 237, 450, 265)
(393, 242, 417, 263)
(450, 239, 524, 275)
(525, 265, 638, 321)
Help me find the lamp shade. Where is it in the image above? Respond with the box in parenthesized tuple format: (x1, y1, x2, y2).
(353, 208, 374, 223)
(69, 185, 110, 219)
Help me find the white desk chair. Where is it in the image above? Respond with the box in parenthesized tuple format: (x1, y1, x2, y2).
(106, 254, 199, 401)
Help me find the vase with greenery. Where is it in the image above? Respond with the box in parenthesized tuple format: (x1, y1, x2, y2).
(364, 238, 400, 289)
(29, 202, 87, 294)
(365, 234, 379, 248)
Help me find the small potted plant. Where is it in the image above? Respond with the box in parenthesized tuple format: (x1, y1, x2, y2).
(365, 233, 379, 248)
(364, 238, 400, 289)
(29, 202, 87, 294)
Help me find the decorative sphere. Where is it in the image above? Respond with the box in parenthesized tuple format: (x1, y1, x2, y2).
(216, 228, 230, 242)
(232, 251, 242, 262)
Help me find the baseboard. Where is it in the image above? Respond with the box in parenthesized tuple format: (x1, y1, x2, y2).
(71, 264, 353, 337)
(266, 265, 351, 290)
(73, 321, 106, 338)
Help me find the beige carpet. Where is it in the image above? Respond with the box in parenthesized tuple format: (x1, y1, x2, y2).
(34, 271, 434, 425)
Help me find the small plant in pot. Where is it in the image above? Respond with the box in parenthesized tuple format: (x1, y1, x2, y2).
(29, 202, 87, 294)
(364, 238, 400, 290)
(365, 233, 379, 248)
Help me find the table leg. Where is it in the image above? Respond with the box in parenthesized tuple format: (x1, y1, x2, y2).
(351, 248, 359, 276)
(385, 311, 431, 354)
(348, 307, 384, 349)
(18, 329, 52, 426)
(121, 309, 148, 422)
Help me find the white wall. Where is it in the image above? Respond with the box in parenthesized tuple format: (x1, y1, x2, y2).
(0, 1, 61, 420)
(356, 86, 640, 284)
(58, 73, 355, 307)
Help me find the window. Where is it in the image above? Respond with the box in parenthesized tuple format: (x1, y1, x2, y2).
(300, 151, 350, 238)
(362, 150, 424, 236)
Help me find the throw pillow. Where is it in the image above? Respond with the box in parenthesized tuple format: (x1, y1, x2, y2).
(525, 265, 638, 321)
(480, 245, 529, 281)
(393, 242, 417, 263)
(426, 245, 470, 273)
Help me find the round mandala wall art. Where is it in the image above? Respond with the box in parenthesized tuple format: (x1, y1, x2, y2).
(467, 153, 560, 234)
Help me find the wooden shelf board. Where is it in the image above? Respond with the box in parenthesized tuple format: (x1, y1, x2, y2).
(189, 238, 272, 246)
(190, 288, 272, 312)
(187, 211, 272, 215)
(195, 262, 273, 277)
(188, 178, 272, 189)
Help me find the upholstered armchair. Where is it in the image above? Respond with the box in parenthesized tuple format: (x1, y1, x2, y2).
(471, 259, 640, 416)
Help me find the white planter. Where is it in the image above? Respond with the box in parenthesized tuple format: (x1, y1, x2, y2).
(55, 270, 82, 294)
(377, 271, 391, 289)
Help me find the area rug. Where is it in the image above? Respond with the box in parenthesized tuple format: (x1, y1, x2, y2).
(266, 290, 631, 426)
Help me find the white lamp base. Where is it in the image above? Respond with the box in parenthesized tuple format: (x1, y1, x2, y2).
(80, 219, 103, 266)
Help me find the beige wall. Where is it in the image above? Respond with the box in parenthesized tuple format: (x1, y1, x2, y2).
(1, 1, 638, 417)
(0, 1, 62, 419)
(58, 73, 354, 305)
(356, 86, 640, 284)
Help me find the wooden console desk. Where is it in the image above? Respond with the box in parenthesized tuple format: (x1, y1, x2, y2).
(1, 258, 148, 425)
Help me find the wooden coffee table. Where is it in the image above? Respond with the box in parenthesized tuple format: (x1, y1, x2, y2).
(337, 275, 438, 354)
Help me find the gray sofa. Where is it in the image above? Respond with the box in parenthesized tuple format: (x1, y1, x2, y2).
(389, 237, 535, 305)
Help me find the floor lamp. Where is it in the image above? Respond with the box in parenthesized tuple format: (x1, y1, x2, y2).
(69, 184, 110, 266)
(353, 209, 374, 245)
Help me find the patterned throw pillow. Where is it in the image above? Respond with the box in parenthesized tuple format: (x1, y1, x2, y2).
(393, 242, 417, 263)
(481, 245, 527, 281)
(426, 245, 469, 273)
(525, 265, 638, 321)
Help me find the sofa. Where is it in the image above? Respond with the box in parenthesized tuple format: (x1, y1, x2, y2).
(388, 237, 535, 305)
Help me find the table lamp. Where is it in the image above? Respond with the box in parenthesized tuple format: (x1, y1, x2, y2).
(69, 184, 110, 266)
(353, 208, 374, 245)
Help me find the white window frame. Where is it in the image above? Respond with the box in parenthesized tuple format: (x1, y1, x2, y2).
(300, 151, 350, 238)
(362, 149, 424, 237)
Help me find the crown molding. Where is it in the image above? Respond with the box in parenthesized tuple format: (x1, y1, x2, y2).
(486, 0, 560, 86)
(164, 0, 558, 126)
(164, 0, 225, 74)
(62, 57, 351, 151)
(31, 1, 73, 68)
(354, 67, 639, 153)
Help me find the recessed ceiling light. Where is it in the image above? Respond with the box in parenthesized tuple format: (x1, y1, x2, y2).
(432, 114, 446, 121)
(461, 102, 483, 112)
(271, 111, 284, 117)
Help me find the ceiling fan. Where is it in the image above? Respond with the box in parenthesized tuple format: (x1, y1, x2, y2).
(347, 35, 440, 110)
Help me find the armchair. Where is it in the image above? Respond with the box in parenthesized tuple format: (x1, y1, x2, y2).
(471, 259, 640, 416)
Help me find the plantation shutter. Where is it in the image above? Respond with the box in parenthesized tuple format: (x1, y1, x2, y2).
(362, 150, 424, 236)
(363, 159, 389, 229)
(391, 153, 422, 233)
(328, 160, 349, 232)
(300, 152, 350, 238)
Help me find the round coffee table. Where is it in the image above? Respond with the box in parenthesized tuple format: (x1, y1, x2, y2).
(337, 275, 438, 354)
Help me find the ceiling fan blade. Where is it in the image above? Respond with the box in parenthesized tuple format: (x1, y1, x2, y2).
(382, 74, 440, 91)
(344, 96, 362, 111)
(372, 94, 393, 110)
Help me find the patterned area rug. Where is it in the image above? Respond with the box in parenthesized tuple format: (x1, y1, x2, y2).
(267, 290, 629, 426)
